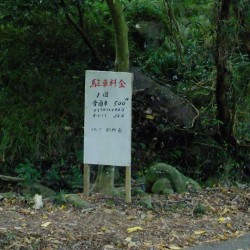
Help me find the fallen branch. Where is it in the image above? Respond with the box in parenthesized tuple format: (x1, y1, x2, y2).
(0, 174, 23, 182)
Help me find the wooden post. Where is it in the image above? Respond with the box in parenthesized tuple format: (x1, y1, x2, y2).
(84, 164, 90, 196)
(125, 166, 131, 203)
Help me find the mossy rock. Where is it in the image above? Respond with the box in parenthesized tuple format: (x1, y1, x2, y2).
(64, 194, 91, 208)
(132, 186, 146, 196)
(152, 178, 174, 195)
(21, 183, 56, 198)
(134, 21, 165, 48)
(145, 163, 201, 194)
(139, 195, 152, 209)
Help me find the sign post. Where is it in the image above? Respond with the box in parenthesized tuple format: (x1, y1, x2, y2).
(83, 164, 90, 196)
(83, 70, 133, 202)
(125, 166, 131, 203)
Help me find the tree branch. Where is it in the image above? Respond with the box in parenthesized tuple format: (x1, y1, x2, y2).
(60, 0, 103, 65)
(0, 174, 23, 182)
(76, 2, 84, 30)
(105, 0, 129, 71)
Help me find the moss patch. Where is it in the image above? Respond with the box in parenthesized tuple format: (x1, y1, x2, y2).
(146, 163, 201, 195)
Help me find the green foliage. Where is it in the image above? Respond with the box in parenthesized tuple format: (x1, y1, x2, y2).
(125, 0, 166, 21)
(44, 164, 62, 188)
(13, 158, 83, 192)
(229, 54, 250, 141)
(130, 0, 249, 183)
(0, 0, 86, 165)
(0, 0, 249, 190)
(63, 165, 83, 191)
(53, 190, 67, 205)
(44, 162, 82, 192)
(15, 160, 41, 186)
(193, 203, 206, 216)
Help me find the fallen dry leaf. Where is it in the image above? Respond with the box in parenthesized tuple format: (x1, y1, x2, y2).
(146, 114, 154, 120)
(220, 207, 230, 216)
(128, 241, 137, 248)
(169, 244, 182, 249)
(218, 217, 231, 223)
(126, 215, 137, 221)
(41, 222, 52, 228)
(194, 230, 207, 235)
(0, 186, 249, 249)
(103, 245, 114, 249)
(127, 226, 143, 233)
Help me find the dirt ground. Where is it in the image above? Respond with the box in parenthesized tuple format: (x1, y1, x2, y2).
(0, 186, 249, 250)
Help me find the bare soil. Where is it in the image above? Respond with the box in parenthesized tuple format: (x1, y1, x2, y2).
(0, 186, 249, 250)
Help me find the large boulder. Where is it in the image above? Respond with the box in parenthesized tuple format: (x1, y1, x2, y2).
(145, 163, 201, 195)
(132, 21, 165, 49)
(131, 68, 199, 128)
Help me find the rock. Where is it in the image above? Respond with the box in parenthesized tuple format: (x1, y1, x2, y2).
(0, 192, 14, 199)
(131, 69, 199, 128)
(152, 178, 174, 195)
(145, 163, 201, 194)
(22, 183, 56, 198)
(132, 21, 165, 49)
(33, 183, 56, 198)
(139, 195, 152, 209)
(132, 187, 146, 196)
(32, 194, 43, 209)
(64, 194, 91, 208)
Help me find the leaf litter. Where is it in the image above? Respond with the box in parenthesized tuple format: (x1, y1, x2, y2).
(0, 186, 249, 249)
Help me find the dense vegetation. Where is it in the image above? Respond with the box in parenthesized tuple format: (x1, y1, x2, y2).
(0, 0, 249, 192)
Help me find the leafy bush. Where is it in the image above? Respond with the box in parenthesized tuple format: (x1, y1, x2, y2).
(0, 0, 249, 188)
(15, 160, 41, 186)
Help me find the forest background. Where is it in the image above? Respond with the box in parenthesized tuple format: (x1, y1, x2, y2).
(0, 0, 249, 194)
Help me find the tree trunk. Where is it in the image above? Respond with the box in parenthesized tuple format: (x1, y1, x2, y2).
(106, 0, 129, 72)
(232, 0, 250, 54)
(92, 165, 117, 195)
(215, 0, 236, 147)
(92, 0, 129, 195)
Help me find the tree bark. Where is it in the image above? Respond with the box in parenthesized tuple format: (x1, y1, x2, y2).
(92, 0, 129, 195)
(215, 0, 236, 147)
(105, 0, 129, 72)
(92, 165, 117, 195)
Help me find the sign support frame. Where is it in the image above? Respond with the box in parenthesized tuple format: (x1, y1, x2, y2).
(83, 70, 132, 203)
(83, 164, 90, 196)
(125, 166, 131, 203)
(83, 164, 131, 203)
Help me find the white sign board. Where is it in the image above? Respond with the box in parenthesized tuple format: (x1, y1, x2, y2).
(84, 70, 133, 166)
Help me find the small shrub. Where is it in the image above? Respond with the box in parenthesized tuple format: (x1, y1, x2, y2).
(15, 160, 41, 186)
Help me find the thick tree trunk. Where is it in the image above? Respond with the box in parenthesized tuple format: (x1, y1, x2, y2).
(215, 0, 236, 147)
(92, 166, 117, 195)
(105, 0, 129, 72)
(92, 0, 129, 195)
